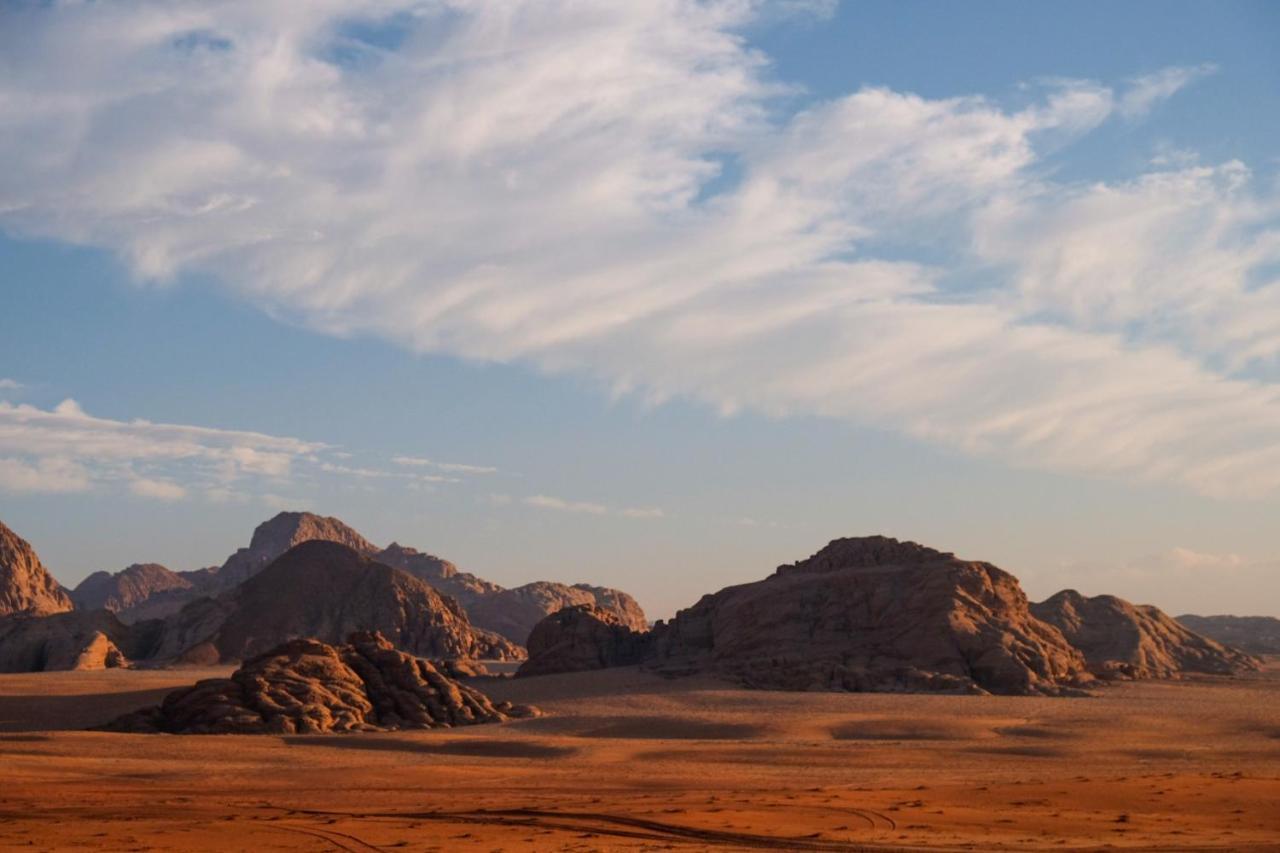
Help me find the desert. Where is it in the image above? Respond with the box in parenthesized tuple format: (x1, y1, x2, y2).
(1, 659, 1278, 850)
(2, 515, 1279, 850)
(4, 3, 1280, 849)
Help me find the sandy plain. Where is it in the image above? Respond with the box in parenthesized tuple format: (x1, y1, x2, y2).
(0, 662, 1278, 851)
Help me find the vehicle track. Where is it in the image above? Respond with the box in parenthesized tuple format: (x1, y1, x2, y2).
(272, 805, 891, 851)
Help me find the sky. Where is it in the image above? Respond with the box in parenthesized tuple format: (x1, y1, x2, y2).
(2, 0, 1279, 620)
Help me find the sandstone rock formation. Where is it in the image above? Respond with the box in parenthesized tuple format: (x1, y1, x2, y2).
(163, 541, 522, 662)
(520, 536, 1094, 696)
(0, 610, 165, 672)
(375, 542, 502, 608)
(649, 537, 1093, 695)
(517, 604, 652, 677)
(1176, 614, 1280, 656)
(71, 562, 197, 621)
(1032, 591, 1261, 678)
(0, 519, 73, 617)
(214, 511, 378, 591)
(97, 632, 533, 734)
(74, 512, 647, 650)
(467, 581, 648, 645)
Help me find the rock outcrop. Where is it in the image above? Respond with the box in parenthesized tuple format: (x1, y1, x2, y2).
(213, 511, 378, 591)
(71, 563, 196, 621)
(68, 512, 648, 651)
(0, 520, 74, 617)
(648, 537, 1092, 695)
(520, 536, 1094, 696)
(517, 604, 652, 677)
(1176, 614, 1280, 656)
(97, 632, 533, 734)
(163, 541, 523, 662)
(374, 542, 502, 608)
(468, 581, 649, 645)
(1032, 591, 1261, 678)
(0, 610, 165, 672)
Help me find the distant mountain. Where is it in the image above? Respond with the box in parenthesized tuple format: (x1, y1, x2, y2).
(71, 563, 195, 618)
(71, 511, 647, 647)
(467, 581, 648, 645)
(164, 541, 523, 662)
(0, 519, 74, 617)
(1176, 614, 1280, 656)
(214, 511, 379, 590)
(374, 542, 503, 607)
(1031, 590, 1260, 678)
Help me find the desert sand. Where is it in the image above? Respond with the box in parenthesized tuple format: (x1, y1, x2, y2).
(1, 662, 1278, 851)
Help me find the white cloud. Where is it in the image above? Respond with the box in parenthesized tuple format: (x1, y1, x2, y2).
(1119, 63, 1217, 119)
(620, 506, 665, 519)
(0, 398, 324, 498)
(392, 455, 497, 475)
(0, 4, 1276, 497)
(129, 476, 187, 501)
(0, 456, 92, 494)
(0, 379, 22, 392)
(522, 494, 664, 519)
(524, 494, 609, 515)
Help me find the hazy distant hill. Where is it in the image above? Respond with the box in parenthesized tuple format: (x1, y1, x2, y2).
(1176, 614, 1280, 656)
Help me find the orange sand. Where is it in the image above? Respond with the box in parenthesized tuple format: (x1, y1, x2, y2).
(1, 662, 1278, 850)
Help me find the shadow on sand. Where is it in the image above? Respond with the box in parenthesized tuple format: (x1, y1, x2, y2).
(281, 735, 578, 759)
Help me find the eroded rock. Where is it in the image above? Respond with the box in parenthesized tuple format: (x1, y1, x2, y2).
(96, 631, 534, 734)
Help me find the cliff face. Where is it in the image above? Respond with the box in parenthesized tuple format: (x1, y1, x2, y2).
(0, 520, 74, 618)
(1033, 591, 1261, 678)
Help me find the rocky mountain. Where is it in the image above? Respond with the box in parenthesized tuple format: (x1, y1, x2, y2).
(650, 536, 1093, 695)
(518, 603, 653, 677)
(1032, 591, 1261, 678)
(62, 511, 647, 648)
(0, 610, 165, 672)
(97, 631, 535, 734)
(0, 519, 74, 617)
(521, 536, 1094, 695)
(164, 541, 523, 663)
(70, 563, 195, 619)
(1176, 614, 1280, 656)
(374, 542, 502, 607)
(467, 581, 648, 645)
(214, 511, 378, 591)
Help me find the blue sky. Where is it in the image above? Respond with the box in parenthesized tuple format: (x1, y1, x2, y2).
(2, 1, 1278, 618)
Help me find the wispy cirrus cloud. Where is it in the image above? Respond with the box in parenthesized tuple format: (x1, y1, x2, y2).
(392, 455, 497, 475)
(1, 2, 1277, 496)
(523, 494, 664, 519)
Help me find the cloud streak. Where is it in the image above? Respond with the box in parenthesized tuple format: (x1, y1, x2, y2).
(1, 3, 1278, 496)
(0, 398, 326, 496)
